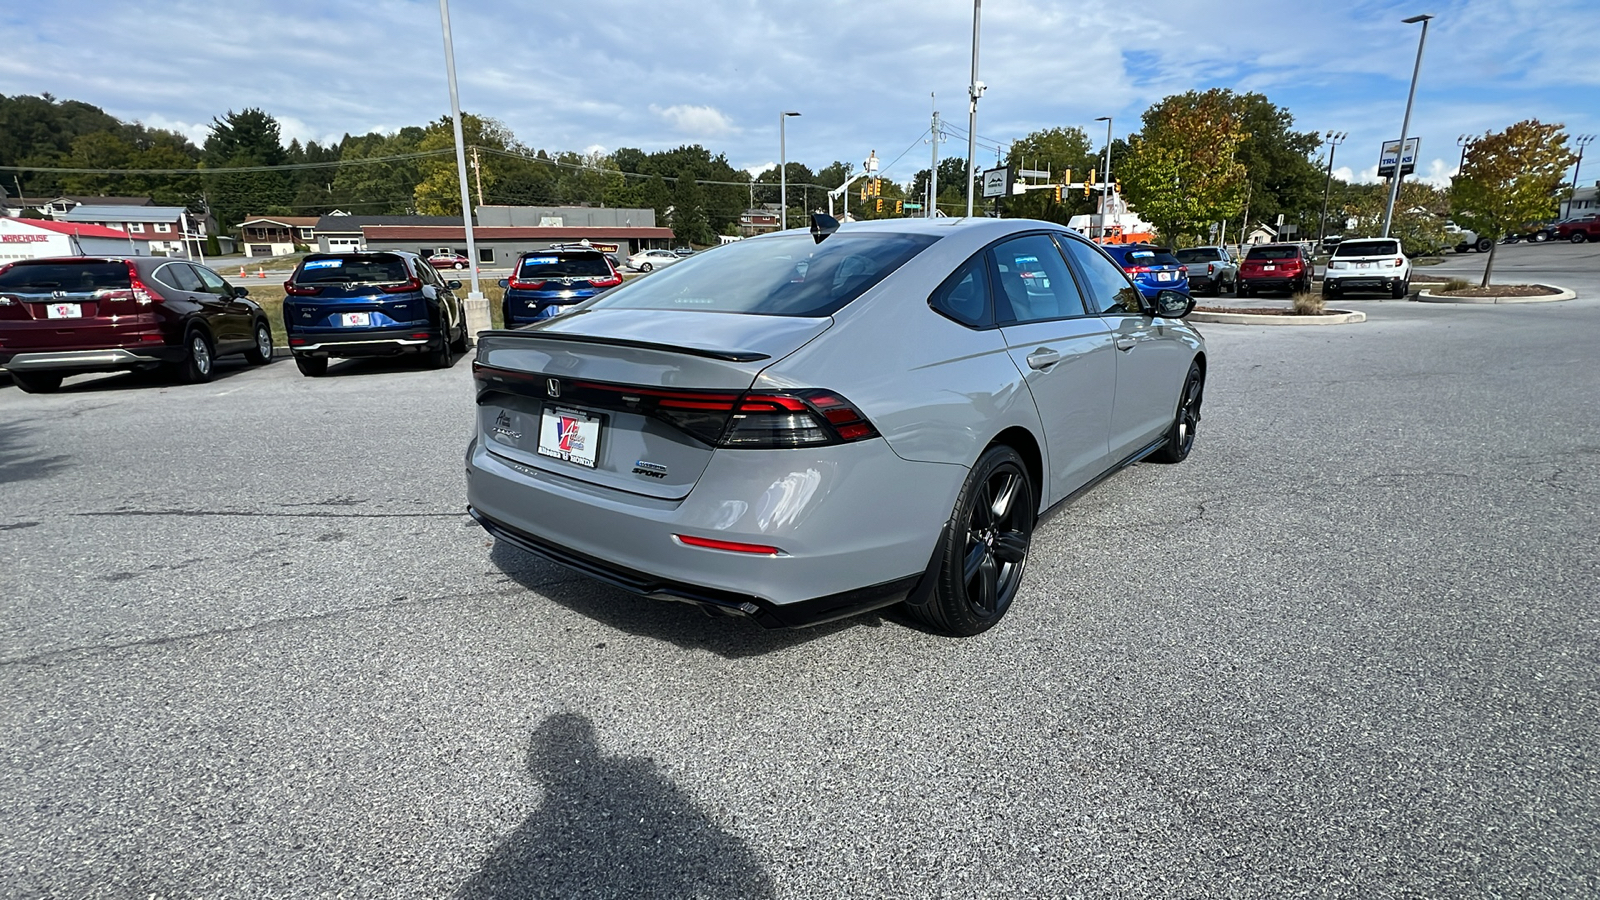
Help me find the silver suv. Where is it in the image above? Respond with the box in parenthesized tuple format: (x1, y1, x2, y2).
(1323, 238, 1411, 299)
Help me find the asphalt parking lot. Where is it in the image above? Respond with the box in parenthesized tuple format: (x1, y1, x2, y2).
(3, 283, 1597, 896)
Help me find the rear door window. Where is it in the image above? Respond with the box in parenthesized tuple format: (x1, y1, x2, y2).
(0, 261, 130, 293)
(989, 234, 1087, 323)
(1333, 240, 1401, 257)
(518, 253, 611, 279)
(1175, 248, 1219, 264)
(155, 262, 203, 293)
(296, 255, 412, 285)
(1245, 246, 1300, 261)
(928, 255, 993, 328)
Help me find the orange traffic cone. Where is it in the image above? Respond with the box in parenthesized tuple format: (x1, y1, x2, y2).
(239, 266, 246, 277)
(257, 267, 265, 279)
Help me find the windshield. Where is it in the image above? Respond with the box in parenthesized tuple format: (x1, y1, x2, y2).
(1246, 247, 1299, 260)
(294, 255, 412, 285)
(519, 254, 610, 279)
(1130, 249, 1181, 267)
(1175, 248, 1220, 263)
(0, 260, 130, 292)
(583, 232, 938, 317)
(1333, 240, 1401, 258)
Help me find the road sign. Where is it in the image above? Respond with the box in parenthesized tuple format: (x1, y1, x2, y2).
(1378, 137, 1420, 178)
(1276, 213, 1285, 227)
(981, 166, 1012, 199)
(1017, 168, 1050, 179)
(902, 202, 923, 210)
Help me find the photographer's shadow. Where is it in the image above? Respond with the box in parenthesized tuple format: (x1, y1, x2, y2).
(458, 713, 774, 900)
(489, 540, 882, 659)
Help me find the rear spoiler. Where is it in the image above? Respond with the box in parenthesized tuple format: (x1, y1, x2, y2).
(476, 329, 770, 363)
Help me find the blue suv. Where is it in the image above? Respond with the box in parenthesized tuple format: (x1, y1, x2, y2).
(1099, 244, 1189, 299)
(282, 251, 467, 377)
(498, 247, 621, 326)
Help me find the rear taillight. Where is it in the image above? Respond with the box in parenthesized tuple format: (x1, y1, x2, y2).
(284, 280, 321, 296)
(1393, 258, 1405, 267)
(672, 534, 782, 555)
(1124, 266, 1150, 274)
(124, 261, 156, 304)
(381, 277, 423, 294)
(1179, 265, 1189, 276)
(1207, 263, 1216, 274)
(508, 278, 547, 290)
(590, 270, 623, 289)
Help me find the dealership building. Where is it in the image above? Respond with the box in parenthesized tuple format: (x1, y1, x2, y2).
(0, 216, 167, 263)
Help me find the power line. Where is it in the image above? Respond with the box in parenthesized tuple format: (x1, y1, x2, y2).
(0, 148, 457, 176)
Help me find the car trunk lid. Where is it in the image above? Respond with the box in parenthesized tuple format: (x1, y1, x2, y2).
(0, 259, 161, 350)
(473, 309, 831, 500)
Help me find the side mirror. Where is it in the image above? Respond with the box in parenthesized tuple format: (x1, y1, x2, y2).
(447, 280, 462, 290)
(497, 278, 510, 289)
(232, 286, 250, 299)
(1152, 289, 1194, 319)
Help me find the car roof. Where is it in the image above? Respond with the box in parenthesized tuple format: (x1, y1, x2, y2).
(522, 247, 604, 256)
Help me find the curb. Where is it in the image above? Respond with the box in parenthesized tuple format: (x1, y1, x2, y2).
(1189, 309, 1366, 326)
(1415, 283, 1575, 304)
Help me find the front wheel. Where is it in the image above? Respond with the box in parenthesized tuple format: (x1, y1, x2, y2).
(907, 445, 1035, 637)
(245, 320, 274, 365)
(10, 371, 64, 393)
(639, 262, 653, 273)
(1150, 360, 1204, 464)
(1572, 233, 1588, 244)
(1476, 238, 1493, 253)
(1534, 231, 1550, 243)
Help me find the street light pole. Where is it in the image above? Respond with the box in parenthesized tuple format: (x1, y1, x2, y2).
(1381, 13, 1433, 239)
(1095, 116, 1112, 239)
(965, 0, 983, 218)
(437, 0, 482, 304)
(1318, 131, 1347, 249)
(1455, 133, 1478, 175)
(780, 111, 800, 230)
(1568, 134, 1595, 219)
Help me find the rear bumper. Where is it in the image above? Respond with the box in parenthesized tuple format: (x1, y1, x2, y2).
(288, 327, 437, 357)
(1, 346, 182, 372)
(464, 434, 964, 623)
(1325, 274, 1405, 292)
(1239, 276, 1301, 292)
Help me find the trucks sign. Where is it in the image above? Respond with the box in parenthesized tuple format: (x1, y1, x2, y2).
(1378, 138, 1420, 178)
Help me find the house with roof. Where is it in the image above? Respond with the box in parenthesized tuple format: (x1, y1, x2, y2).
(312, 213, 463, 254)
(236, 216, 320, 258)
(0, 216, 163, 263)
(55, 204, 208, 257)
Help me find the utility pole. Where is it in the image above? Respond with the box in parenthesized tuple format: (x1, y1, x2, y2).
(965, 0, 984, 217)
(1568, 135, 1595, 219)
(929, 108, 940, 218)
(1318, 131, 1347, 249)
(470, 145, 485, 209)
(1382, 14, 1433, 239)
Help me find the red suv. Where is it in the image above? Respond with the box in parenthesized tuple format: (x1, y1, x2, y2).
(1555, 215, 1600, 244)
(0, 256, 275, 393)
(1237, 244, 1314, 297)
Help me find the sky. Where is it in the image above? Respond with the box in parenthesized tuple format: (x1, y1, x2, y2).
(3, 0, 1597, 190)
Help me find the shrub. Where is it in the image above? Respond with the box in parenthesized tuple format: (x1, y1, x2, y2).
(1291, 291, 1325, 315)
(1444, 277, 1470, 293)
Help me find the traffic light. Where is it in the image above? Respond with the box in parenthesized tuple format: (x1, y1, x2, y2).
(895, 199, 903, 214)
(876, 198, 883, 212)
(1084, 179, 1092, 198)
(859, 187, 867, 201)
(1053, 185, 1062, 203)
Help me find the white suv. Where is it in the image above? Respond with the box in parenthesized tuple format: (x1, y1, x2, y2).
(1444, 223, 1493, 253)
(1323, 238, 1411, 299)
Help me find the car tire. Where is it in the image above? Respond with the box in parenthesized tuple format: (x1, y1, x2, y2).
(429, 329, 456, 370)
(244, 320, 274, 365)
(453, 262, 465, 270)
(1150, 360, 1204, 465)
(907, 444, 1035, 637)
(1534, 231, 1550, 243)
(10, 371, 64, 394)
(640, 262, 653, 273)
(1476, 238, 1493, 253)
(294, 354, 328, 377)
(1572, 233, 1588, 244)
(177, 329, 215, 384)
(1323, 280, 1337, 297)
(1237, 284, 1250, 298)
(1391, 279, 1409, 299)
(451, 314, 470, 353)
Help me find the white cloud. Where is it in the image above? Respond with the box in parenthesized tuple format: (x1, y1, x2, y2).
(650, 104, 737, 138)
(138, 113, 211, 147)
(745, 162, 775, 179)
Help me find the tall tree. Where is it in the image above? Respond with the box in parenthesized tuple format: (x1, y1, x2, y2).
(413, 113, 519, 215)
(202, 108, 291, 231)
(1119, 89, 1248, 244)
(1003, 126, 1097, 223)
(1452, 120, 1576, 285)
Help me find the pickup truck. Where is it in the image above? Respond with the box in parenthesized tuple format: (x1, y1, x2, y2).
(1554, 215, 1600, 244)
(1444, 223, 1494, 253)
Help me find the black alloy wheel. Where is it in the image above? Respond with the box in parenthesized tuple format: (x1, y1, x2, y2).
(910, 444, 1035, 637)
(1151, 361, 1204, 464)
(9, 371, 64, 394)
(178, 330, 214, 383)
(294, 354, 328, 377)
(245, 321, 274, 365)
(1572, 232, 1588, 244)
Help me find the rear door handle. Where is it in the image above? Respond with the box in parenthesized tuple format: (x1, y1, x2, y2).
(1025, 349, 1060, 370)
(1114, 336, 1137, 351)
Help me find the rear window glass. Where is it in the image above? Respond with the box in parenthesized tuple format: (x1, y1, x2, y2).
(1175, 248, 1220, 263)
(1246, 246, 1299, 260)
(584, 232, 938, 318)
(1333, 240, 1401, 257)
(519, 254, 610, 279)
(294, 255, 412, 285)
(0, 261, 130, 292)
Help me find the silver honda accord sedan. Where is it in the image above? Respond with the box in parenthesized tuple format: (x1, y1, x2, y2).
(465, 216, 1204, 636)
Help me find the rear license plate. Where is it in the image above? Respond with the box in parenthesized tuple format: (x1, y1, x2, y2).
(1157, 272, 1174, 282)
(537, 406, 601, 468)
(1359, 262, 1372, 269)
(339, 312, 371, 327)
(46, 303, 83, 319)
(1264, 265, 1276, 271)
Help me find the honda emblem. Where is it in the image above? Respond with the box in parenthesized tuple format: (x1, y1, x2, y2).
(546, 378, 560, 398)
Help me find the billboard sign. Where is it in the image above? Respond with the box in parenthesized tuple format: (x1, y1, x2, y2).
(1378, 137, 1420, 178)
(981, 166, 1012, 199)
